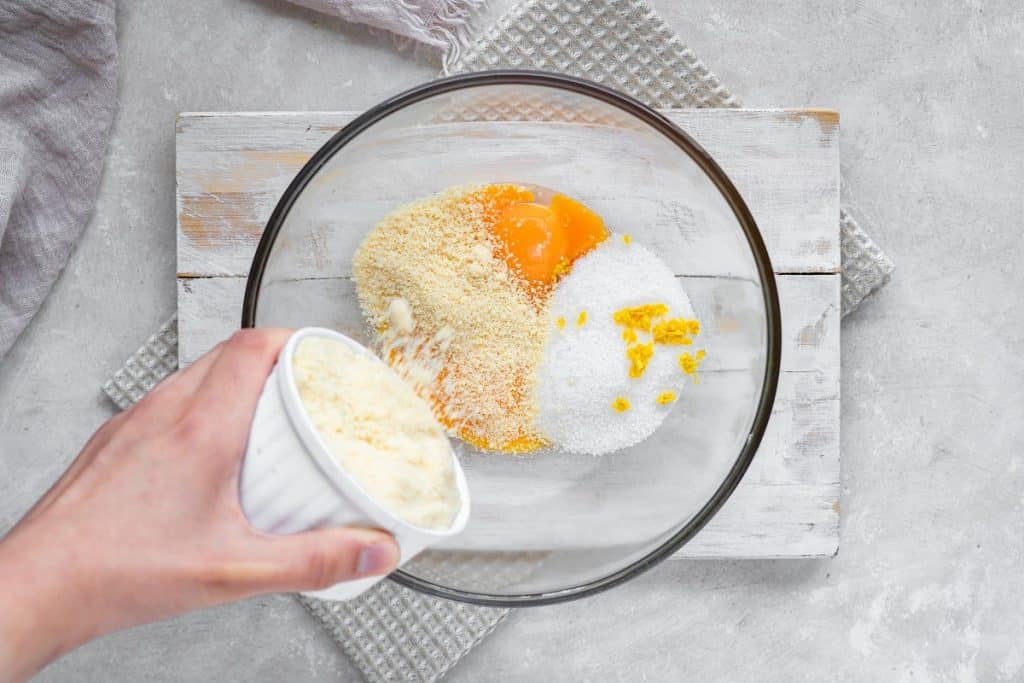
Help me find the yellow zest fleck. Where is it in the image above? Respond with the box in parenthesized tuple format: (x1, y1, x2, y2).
(679, 349, 707, 382)
(612, 303, 669, 332)
(556, 316, 566, 331)
(623, 234, 632, 245)
(553, 258, 572, 279)
(656, 391, 677, 405)
(626, 342, 654, 378)
(652, 318, 699, 345)
(611, 396, 631, 412)
(577, 310, 588, 327)
(622, 327, 638, 343)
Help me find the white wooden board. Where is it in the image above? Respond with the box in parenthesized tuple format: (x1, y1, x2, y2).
(176, 109, 840, 558)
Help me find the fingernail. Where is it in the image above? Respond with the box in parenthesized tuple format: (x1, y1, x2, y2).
(356, 542, 396, 577)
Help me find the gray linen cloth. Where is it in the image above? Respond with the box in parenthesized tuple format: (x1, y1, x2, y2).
(0, 0, 485, 362)
(285, 0, 486, 70)
(0, 0, 119, 360)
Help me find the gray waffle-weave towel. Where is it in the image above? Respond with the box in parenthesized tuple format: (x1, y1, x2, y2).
(107, 0, 894, 680)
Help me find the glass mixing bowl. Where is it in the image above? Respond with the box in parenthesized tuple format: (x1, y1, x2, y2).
(243, 71, 781, 606)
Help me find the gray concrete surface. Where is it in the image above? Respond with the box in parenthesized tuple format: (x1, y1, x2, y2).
(1, 0, 1022, 680)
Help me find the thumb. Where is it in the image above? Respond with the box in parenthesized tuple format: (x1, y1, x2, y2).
(258, 526, 400, 593)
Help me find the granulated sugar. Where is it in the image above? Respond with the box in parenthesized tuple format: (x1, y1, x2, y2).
(534, 236, 696, 455)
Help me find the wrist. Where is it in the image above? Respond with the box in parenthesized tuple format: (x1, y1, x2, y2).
(0, 523, 100, 681)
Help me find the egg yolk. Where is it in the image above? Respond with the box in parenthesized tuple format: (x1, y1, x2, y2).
(481, 187, 608, 292)
(550, 194, 609, 261)
(491, 202, 568, 287)
(474, 184, 536, 222)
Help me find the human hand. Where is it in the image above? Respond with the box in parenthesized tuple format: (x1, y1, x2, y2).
(0, 329, 400, 682)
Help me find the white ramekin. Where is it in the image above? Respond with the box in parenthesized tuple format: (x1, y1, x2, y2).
(239, 327, 470, 601)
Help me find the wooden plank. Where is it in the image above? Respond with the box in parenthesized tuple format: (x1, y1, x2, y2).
(176, 274, 839, 557)
(176, 110, 839, 278)
(430, 367, 838, 555)
(178, 274, 839, 375)
(175, 109, 841, 558)
(669, 109, 840, 273)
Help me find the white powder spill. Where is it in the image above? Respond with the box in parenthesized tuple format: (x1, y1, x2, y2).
(534, 235, 696, 455)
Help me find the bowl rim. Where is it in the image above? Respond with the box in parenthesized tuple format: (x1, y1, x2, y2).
(241, 70, 782, 607)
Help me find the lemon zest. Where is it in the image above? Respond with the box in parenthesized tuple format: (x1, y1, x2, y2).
(553, 258, 572, 279)
(626, 342, 654, 378)
(652, 318, 699, 345)
(679, 349, 707, 382)
(612, 303, 669, 332)
(611, 396, 631, 412)
(655, 391, 677, 405)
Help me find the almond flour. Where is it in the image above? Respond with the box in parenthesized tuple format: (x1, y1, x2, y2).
(353, 185, 549, 453)
(293, 336, 460, 530)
